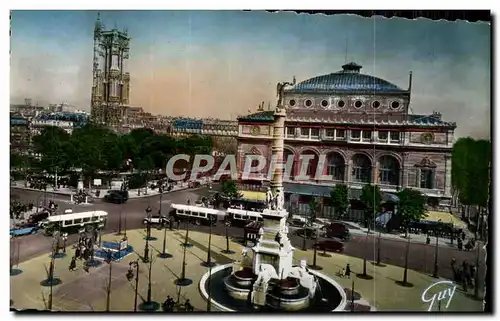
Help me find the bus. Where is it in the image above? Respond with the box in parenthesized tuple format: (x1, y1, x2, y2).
(40, 210, 108, 236)
(169, 204, 226, 226)
(225, 198, 266, 212)
(226, 207, 263, 227)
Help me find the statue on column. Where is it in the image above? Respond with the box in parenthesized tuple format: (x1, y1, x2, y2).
(276, 78, 296, 110)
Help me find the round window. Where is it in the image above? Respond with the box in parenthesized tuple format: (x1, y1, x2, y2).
(372, 101, 380, 109)
(391, 101, 400, 109)
(337, 100, 345, 108)
(305, 100, 313, 107)
(289, 99, 296, 107)
(354, 100, 363, 108)
(321, 100, 329, 107)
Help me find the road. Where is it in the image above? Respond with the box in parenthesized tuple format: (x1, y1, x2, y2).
(10, 187, 486, 284)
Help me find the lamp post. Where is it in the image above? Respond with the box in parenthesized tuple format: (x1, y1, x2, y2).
(221, 219, 234, 254)
(105, 250, 113, 312)
(126, 260, 140, 312)
(376, 230, 382, 265)
(117, 208, 122, 235)
(143, 206, 152, 263)
(139, 249, 160, 311)
(182, 220, 193, 248)
(433, 230, 439, 278)
(201, 219, 216, 267)
(402, 234, 411, 285)
(175, 238, 193, 286)
(159, 219, 173, 259)
(474, 242, 481, 299)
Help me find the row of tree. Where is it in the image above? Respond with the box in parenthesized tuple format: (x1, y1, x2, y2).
(451, 137, 491, 209)
(11, 125, 213, 180)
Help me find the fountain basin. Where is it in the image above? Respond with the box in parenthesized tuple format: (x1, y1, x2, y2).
(200, 263, 347, 312)
(233, 268, 256, 287)
(274, 278, 300, 296)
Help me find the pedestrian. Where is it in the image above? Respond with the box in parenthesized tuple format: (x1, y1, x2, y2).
(69, 257, 77, 271)
(184, 299, 193, 312)
(75, 246, 81, 260)
(345, 263, 351, 279)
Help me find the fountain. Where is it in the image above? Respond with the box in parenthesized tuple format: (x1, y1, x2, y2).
(199, 88, 347, 312)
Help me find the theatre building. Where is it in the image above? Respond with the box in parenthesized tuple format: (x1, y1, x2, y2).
(236, 62, 456, 220)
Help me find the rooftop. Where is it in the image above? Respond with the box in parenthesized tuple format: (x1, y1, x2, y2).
(286, 62, 408, 95)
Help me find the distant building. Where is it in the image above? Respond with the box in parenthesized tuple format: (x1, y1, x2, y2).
(236, 62, 456, 219)
(10, 115, 31, 154)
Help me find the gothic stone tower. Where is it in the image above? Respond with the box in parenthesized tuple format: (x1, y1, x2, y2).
(90, 13, 131, 126)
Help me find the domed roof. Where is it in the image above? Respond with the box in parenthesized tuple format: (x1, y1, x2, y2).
(286, 62, 407, 94)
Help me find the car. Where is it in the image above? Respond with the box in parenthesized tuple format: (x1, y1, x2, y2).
(314, 239, 344, 253)
(104, 190, 129, 204)
(323, 222, 351, 241)
(143, 215, 169, 225)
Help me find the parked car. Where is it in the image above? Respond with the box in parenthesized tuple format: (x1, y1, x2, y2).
(143, 215, 169, 225)
(104, 190, 129, 204)
(324, 222, 350, 241)
(314, 239, 344, 253)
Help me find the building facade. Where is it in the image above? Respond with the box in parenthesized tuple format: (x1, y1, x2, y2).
(237, 62, 456, 219)
(10, 116, 31, 154)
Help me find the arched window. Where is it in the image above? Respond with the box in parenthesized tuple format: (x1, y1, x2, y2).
(326, 152, 345, 181)
(415, 157, 436, 189)
(300, 151, 319, 179)
(351, 154, 372, 183)
(379, 155, 400, 186)
(284, 149, 296, 179)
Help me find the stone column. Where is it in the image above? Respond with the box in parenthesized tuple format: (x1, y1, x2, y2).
(271, 109, 286, 195)
(371, 164, 379, 185)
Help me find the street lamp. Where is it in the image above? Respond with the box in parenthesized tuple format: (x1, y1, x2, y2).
(143, 206, 152, 263)
(159, 219, 173, 259)
(139, 249, 160, 311)
(10, 235, 22, 276)
(105, 250, 113, 312)
(126, 260, 140, 312)
(401, 234, 412, 286)
(221, 219, 234, 254)
(201, 219, 216, 267)
(182, 220, 193, 248)
(433, 227, 440, 278)
(117, 208, 123, 236)
(175, 239, 193, 287)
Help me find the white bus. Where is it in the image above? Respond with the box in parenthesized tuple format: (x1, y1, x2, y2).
(41, 210, 108, 236)
(226, 208, 263, 227)
(169, 204, 226, 226)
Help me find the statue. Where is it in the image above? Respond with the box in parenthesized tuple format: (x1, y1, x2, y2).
(276, 78, 296, 109)
(266, 187, 274, 209)
(274, 188, 284, 211)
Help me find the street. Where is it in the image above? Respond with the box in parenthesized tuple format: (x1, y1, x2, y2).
(10, 186, 486, 284)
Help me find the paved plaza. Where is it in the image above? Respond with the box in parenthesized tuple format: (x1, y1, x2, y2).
(10, 228, 483, 312)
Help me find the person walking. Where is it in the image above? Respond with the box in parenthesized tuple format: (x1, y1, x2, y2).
(345, 263, 351, 279)
(69, 257, 77, 271)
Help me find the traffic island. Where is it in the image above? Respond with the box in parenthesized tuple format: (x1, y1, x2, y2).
(356, 274, 374, 280)
(395, 281, 414, 288)
(40, 277, 63, 287)
(139, 301, 160, 311)
(10, 268, 23, 276)
(157, 252, 173, 259)
(175, 278, 193, 287)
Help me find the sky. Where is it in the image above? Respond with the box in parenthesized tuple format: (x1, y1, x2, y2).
(10, 10, 491, 139)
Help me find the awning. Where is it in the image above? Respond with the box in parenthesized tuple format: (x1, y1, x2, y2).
(240, 190, 266, 201)
(424, 211, 467, 229)
(283, 183, 332, 197)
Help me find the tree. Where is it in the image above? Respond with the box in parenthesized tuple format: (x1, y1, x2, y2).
(330, 184, 349, 219)
(32, 126, 72, 174)
(308, 197, 319, 224)
(396, 188, 427, 237)
(359, 184, 382, 232)
(221, 180, 241, 199)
